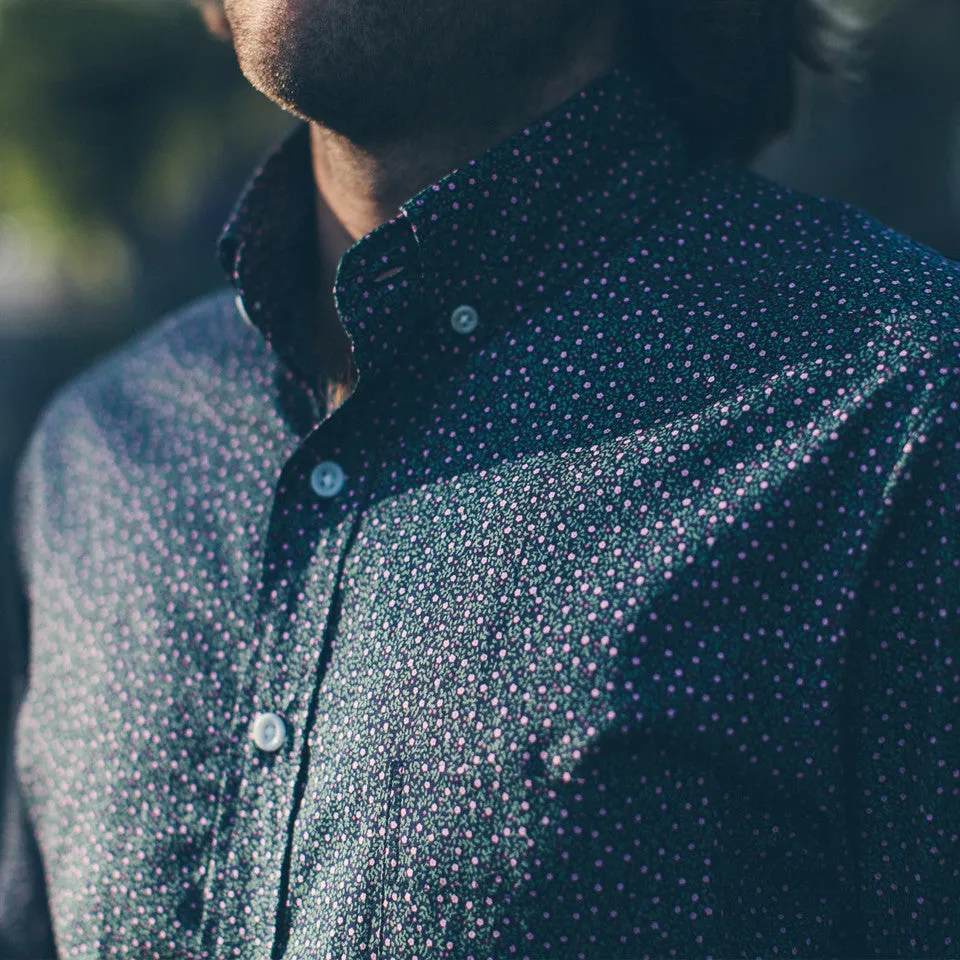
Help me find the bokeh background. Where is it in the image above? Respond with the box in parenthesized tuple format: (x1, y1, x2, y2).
(1, 0, 959, 538)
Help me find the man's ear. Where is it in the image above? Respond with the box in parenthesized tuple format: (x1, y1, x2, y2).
(191, 0, 232, 41)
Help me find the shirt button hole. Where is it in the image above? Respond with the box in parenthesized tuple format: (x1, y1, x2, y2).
(374, 266, 406, 284)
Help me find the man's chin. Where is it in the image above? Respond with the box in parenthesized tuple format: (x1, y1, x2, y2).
(222, 0, 597, 146)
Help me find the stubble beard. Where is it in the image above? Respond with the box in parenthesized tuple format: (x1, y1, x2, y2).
(222, 0, 608, 149)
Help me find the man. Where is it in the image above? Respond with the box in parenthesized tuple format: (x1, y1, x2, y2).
(3, 0, 959, 956)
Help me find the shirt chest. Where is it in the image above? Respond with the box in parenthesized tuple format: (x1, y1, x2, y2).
(17, 296, 931, 957)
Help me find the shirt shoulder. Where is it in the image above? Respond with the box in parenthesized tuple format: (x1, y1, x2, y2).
(653, 158, 960, 365)
(11, 289, 283, 576)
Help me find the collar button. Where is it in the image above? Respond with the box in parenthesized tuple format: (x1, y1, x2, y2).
(310, 461, 347, 499)
(450, 305, 479, 335)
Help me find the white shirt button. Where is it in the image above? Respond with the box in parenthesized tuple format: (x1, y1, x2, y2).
(310, 461, 346, 498)
(450, 305, 479, 335)
(251, 712, 286, 752)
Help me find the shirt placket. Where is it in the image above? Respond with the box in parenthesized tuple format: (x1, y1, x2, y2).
(193, 399, 369, 955)
(200, 230, 430, 958)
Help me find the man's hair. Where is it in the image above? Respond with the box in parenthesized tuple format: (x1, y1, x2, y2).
(638, 0, 882, 159)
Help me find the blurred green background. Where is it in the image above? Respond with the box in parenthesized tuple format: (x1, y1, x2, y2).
(0, 0, 959, 530)
(0, 0, 291, 527)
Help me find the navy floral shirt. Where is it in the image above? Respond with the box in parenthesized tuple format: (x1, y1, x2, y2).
(3, 59, 960, 960)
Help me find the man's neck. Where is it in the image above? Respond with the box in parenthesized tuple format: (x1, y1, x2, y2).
(311, 6, 633, 251)
(308, 3, 634, 409)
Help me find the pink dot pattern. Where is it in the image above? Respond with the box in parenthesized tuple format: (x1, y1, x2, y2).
(9, 60, 960, 960)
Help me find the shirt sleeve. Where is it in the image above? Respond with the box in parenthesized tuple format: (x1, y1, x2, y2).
(845, 386, 960, 956)
(0, 517, 58, 959)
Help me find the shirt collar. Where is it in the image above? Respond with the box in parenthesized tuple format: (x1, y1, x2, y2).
(218, 56, 694, 389)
